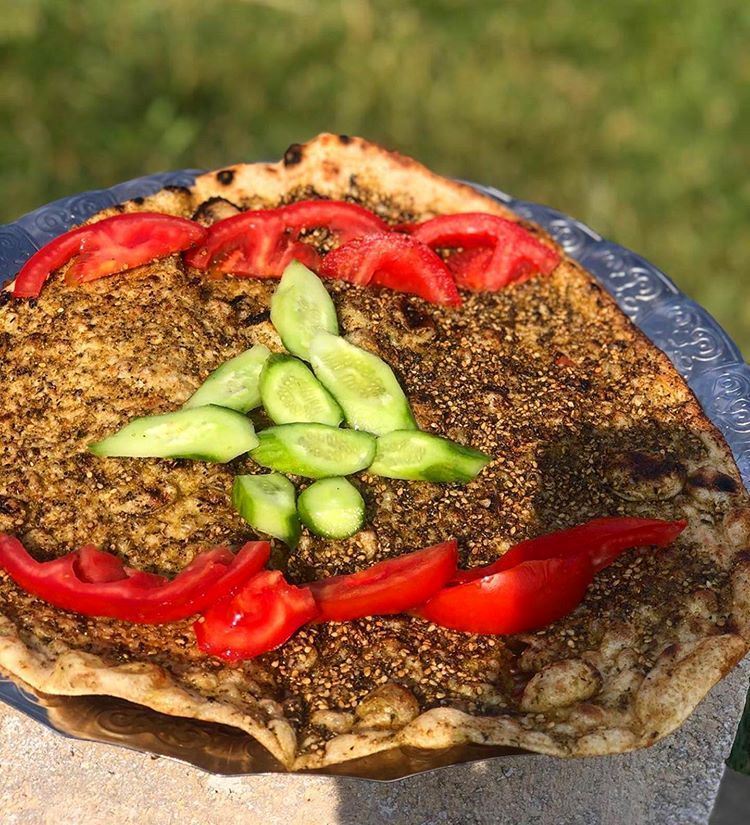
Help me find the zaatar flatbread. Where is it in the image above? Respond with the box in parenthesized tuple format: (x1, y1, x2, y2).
(1, 134, 749, 770)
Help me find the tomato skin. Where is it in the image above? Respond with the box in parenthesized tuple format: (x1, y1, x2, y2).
(308, 540, 458, 622)
(411, 213, 560, 291)
(183, 209, 320, 277)
(0, 534, 269, 624)
(183, 200, 386, 279)
(452, 517, 686, 584)
(415, 554, 594, 635)
(278, 200, 387, 240)
(320, 233, 462, 306)
(193, 570, 318, 661)
(13, 213, 206, 298)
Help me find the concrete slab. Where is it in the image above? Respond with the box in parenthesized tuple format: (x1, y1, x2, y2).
(1, 659, 747, 825)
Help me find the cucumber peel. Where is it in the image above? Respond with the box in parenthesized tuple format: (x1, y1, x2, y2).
(368, 430, 491, 483)
(270, 261, 339, 360)
(251, 423, 376, 478)
(232, 472, 300, 548)
(89, 405, 259, 463)
(309, 332, 417, 435)
(184, 344, 271, 412)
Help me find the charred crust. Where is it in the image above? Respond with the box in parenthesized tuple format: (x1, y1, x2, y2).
(622, 451, 685, 482)
(191, 196, 242, 225)
(284, 143, 304, 167)
(242, 309, 271, 326)
(164, 185, 192, 196)
(338, 134, 352, 144)
(130, 197, 145, 206)
(398, 297, 436, 331)
(687, 467, 740, 494)
(216, 169, 235, 186)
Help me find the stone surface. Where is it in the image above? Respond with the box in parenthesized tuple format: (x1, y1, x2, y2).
(0, 658, 747, 825)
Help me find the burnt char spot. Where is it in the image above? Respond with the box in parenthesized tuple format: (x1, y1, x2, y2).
(216, 169, 235, 185)
(131, 196, 145, 205)
(284, 143, 304, 166)
(688, 467, 739, 494)
(0, 290, 12, 308)
(0, 496, 25, 517)
(164, 185, 191, 196)
(626, 452, 685, 482)
(191, 196, 241, 225)
(399, 297, 436, 331)
(241, 309, 270, 326)
(339, 134, 352, 144)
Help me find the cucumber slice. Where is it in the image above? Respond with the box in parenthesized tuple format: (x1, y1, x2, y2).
(270, 261, 339, 360)
(369, 430, 491, 483)
(260, 354, 343, 426)
(184, 344, 271, 412)
(308, 332, 416, 435)
(251, 423, 376, 478)
(298, 478, 365, 539)
(89, 406, 259, 463)
(232, 473, 300, 548)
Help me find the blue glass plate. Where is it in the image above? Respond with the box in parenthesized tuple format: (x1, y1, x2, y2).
(0, 171, 748, 779)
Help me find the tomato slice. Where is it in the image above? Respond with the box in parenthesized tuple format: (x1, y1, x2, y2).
(308, 540, 458, 622)
(183, 209, 320, 278)
(415, 554, 594, 635)
(76, 544, 129, 583)
(320, 233, 462, 306)
(193, 570, 318, 661)
(278, 200, 387, 241)
(444, 246, 493, 286)
(13, 213, 207, 298)
(411, 213, 560, 291)
(0, 534, 269, 623)
(452, 517, 686, 584)
(183, 200, 386, 280)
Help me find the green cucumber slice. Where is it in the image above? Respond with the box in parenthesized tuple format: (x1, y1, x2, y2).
(184, 344, 271, 412)
(270, 261, 339, 360)
(308, 332, 416, 435)
(232, 473, 300, 548)
(251, 423, 376, 478)
(368, 430, 491, 483)
(297, 478, 365, 539)
(89, 406, 258, 463)
(259, 354, 343, 426)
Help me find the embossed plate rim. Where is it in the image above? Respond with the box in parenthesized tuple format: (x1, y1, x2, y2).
(0, 170, 748, 780)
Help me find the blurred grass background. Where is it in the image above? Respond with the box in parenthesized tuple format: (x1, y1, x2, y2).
(1, 0, 748, 352)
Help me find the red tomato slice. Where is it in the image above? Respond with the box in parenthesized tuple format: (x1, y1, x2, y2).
(444, 247, 493, 286)
(279, 200, 387, 241)
(0, 534, 269, 624)
(183, 209, 320, 278)
(452, 517, 687, 584)
(415, 554, 594, 635)
(411, 213, 560, 291)
(308, 540, 458, 622)
(13, 213, 207, 298)
(76, 544, 129, 583)
(183, 200, 385, 280)
(193, 570, 318, 661)
(320, 233, 462, 306)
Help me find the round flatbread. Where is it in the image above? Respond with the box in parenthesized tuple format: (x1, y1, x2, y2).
(1, 134, 748, 770)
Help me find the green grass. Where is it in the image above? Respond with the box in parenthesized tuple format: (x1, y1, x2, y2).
(1, 0, 748, 352)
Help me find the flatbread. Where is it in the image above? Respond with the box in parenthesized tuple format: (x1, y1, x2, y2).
(1, 134, 748, 770)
